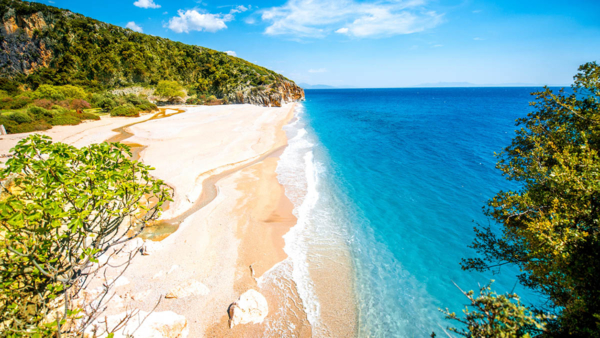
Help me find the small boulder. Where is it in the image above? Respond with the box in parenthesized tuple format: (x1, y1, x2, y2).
(165, 280, 209, 299)
(228, 289, 268, 328)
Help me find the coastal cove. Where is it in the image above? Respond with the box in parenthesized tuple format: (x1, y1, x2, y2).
(0, 85, 588, 337)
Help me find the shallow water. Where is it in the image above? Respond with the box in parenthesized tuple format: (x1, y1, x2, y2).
(279, 88, 561, 337)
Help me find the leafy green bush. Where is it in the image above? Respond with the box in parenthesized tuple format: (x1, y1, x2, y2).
(33, 84, 66, 101)
(5, 120, 52, 133)
(50, 114, 80, 126)
(0, 135, 170, 336)
(58, 84, 87, 100)
(51, 105, 69, 114)
(0, 116, 18, 132)
(0, 96, 32, 109)
(8, 111, 33, 124)
(124, 94, 144, 106)
(0, 78, 20, 95)
(110, 104, 139, 117)
(28, 106, 55, 120)
(136, 102, 158, 112)
(77, 111, 100, 120)
(155, 81, 185, 101)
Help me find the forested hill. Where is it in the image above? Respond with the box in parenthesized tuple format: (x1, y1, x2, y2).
(0, 0, 304, 106)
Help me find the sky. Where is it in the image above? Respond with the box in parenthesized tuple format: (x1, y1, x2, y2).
(32, 0, 600, 87)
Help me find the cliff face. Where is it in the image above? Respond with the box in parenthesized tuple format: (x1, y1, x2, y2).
(227, 80, 305, 107)
(0, 0, 304, 107)
(1, 8, 55, 77)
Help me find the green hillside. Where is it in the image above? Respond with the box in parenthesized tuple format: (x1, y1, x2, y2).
(0, 0, 304, 106)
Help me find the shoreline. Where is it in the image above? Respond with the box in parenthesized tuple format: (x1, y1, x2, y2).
(0, 103, 358, 337)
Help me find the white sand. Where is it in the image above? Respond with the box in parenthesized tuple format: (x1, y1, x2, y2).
(0, 104, 318, 337)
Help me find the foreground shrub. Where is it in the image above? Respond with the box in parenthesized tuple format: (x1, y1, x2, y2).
(110, 104, 140, 117)
(458, 62, 600, 335)
(0, 135, 171, 336)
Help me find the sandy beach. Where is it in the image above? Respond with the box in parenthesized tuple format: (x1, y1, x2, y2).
(0, 103, 356, 337)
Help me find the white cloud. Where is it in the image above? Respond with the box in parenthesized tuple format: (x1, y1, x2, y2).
(230, 5, 249, 14)
(167, 9, 233, 33)
(309, 68, 327, 73)
(134, 0, 161, 9)
(261, 0, 443, 38)
(473, 37, 484, 40)
(431, 44, 443, 48)
(126, 21, 143, 32)
(225, 50, 237, 56)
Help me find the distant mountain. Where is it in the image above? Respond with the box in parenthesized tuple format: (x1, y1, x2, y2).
(0, 0, 304, 106)
(416, 82, 570, 88)
(416, 82, 479, 87)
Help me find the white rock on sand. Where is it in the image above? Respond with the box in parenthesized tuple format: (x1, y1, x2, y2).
(165, 280, 210, 299)
(87, 310, 188, 338)
(228, 289, 268, 328)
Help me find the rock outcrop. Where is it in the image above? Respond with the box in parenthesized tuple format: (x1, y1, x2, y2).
(86, 310, 188, 338)
(226, 80, 305, 107)
(165, 280, 210, 299)
(228, 289, 269, 328)
(1, 8, 54, 77)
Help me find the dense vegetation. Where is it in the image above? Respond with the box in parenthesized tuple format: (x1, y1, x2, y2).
(0, 81, 158, 133)
(0, 135, 171, 336)
(0, 0, 301, 103)
(439, 63, 600, 337)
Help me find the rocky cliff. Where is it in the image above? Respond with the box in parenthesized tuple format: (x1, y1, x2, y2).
(0, 0, 304, 107)
(227, 80, 305, 107)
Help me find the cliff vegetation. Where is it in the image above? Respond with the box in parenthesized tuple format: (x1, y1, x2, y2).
(0, 0, 304, 107)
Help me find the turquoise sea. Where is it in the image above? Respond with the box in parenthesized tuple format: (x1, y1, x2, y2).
(277, 87, 559, 337)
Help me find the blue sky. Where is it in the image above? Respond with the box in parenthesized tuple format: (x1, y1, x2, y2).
(34, 0, 600, 87)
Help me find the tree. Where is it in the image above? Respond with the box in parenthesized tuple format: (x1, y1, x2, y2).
(0, 135, 171, 336)
(439, 282, 551, 338)
(461, 62, 600, 336)
(154, 80, 185, 102)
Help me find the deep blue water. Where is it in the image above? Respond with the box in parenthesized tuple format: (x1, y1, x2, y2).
(299, 87, 558, 336)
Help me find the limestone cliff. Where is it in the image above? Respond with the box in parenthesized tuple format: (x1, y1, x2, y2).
(1, 8, 54, 77)
(227, 80, 305, 107)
